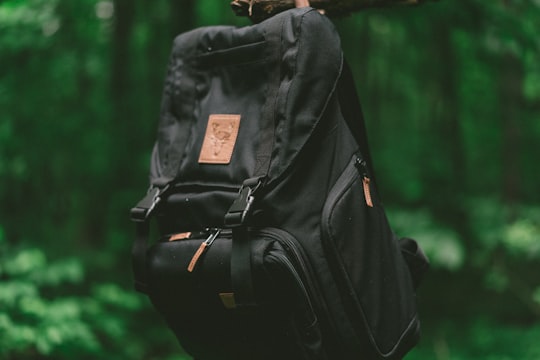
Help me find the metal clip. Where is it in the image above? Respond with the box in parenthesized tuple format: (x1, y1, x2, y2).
(224, 178, 263, 227)
(130, 184, 171, 222)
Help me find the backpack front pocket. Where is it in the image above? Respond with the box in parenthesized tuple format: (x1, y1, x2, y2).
(145, 227, 325, 360)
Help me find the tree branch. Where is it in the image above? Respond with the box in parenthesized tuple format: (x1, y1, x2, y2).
(231, 0, 436, 22)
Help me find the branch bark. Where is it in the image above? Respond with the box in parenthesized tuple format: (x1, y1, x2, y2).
(231, 0, 435, 22)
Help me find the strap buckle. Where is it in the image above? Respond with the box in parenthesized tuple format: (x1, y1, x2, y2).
(130, 184, 171, 222)
(224, 178, 263, 227)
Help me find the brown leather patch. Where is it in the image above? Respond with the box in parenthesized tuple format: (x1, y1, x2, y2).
(198, 114, 241, 164)
(169, 232, 192, 241)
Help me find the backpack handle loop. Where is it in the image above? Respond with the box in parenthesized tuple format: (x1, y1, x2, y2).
(295, 0, 310, 7)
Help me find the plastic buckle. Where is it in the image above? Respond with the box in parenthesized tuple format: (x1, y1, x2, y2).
(225, 178, 262, 227)
(130, 185, 170, 222)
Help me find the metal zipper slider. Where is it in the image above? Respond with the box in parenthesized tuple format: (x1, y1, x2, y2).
(187, 229, 221, 272)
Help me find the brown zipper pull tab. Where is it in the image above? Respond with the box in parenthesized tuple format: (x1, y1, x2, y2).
(187, 229, 221, 272)
(355, 157, 374, 208)
(188, 242, 208, 272)
(362, 176, 374, 208)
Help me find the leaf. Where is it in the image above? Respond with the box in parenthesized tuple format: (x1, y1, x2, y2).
(92, 283, 142, 311)
(0, 281, 38, 307)
(31, 257, 85, 286)
(503, 219, 540, 257)
(3, 248, 47, 276)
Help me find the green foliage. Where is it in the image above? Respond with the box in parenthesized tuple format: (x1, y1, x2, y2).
(1, 236, 108, 358)
(0, 0, 59, 50)
(411, 319, 540, 360)
(0, 230, 190, 359)
(389, 208, 465, 271)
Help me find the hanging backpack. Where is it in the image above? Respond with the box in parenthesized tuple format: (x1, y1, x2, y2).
(130, 7, 429, 360)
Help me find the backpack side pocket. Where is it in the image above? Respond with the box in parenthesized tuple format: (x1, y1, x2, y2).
(321, 152, 420, 359)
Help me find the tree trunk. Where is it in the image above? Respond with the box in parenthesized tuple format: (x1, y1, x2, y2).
(111, 0, 135, 112)
(425, 20, 471, 247)
(498, 1, 523, 209)
(499, 53, 523, 208)
(231, 0, 434, 22)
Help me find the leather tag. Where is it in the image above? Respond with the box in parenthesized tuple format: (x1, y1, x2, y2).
(219, 292, 237, 309)
(198, 114, 241, 164)
(169, 232, 192, 241)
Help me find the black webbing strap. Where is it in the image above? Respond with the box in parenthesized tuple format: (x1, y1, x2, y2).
(132, 221, 150, 293)
(225, 14, 285, 309)
(252, 13, 284, 177)
(225, 177, 263, 308)
(231, 226, 256, 307)
(337, 61, 377, 181)
(130, 185, 171, 294)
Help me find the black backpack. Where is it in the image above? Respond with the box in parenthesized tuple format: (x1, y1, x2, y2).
(130, 7, 429, 360)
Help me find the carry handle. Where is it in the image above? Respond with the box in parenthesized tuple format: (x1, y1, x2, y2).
(295, 0, 310, 7)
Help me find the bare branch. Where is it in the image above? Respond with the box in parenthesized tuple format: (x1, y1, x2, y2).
(231, 0, 436, 22)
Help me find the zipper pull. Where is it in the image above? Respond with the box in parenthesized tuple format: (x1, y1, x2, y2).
(355, 158, 374, 208)
(187, 229, 221, 272)
(362, 176, 374, 208)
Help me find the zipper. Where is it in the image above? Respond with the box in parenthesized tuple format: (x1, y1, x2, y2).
(322, 154, 362, 227)
(187, 228, 221, 272)
(321, 153, 377, 350)
(354, 157, 374, 208)
(258, 228, 333, 333)
(265, 252, 317, 326)
(259, 229, 323, 304)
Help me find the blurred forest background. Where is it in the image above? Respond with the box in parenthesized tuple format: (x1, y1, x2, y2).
(1, 0, 539, 359)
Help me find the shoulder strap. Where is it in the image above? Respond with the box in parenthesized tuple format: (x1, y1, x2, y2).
(337, 60, 377, 180)
(226, 11, 286, 308)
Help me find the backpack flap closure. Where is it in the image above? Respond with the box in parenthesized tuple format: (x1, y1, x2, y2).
(224, 177, 264, 227)
(268, 9, 343, 184)
(150, 8, 343, 191)
(130, 184, 172, 222)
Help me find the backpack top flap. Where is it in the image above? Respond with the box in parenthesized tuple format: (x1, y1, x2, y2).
(150, 7, 343, 189)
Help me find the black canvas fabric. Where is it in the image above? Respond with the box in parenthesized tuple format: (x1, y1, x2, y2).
(131, 7, 429, 360)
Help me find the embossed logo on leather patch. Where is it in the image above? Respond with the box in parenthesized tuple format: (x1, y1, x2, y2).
(198, 114, 241, 164)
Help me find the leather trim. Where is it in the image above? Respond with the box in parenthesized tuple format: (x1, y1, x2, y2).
(169, 232, 192, 241)
(198, 114, 241, 164)
(219, 292, 237, 309)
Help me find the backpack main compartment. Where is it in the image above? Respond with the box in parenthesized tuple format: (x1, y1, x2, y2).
(131, 7, 428, 360)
